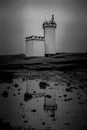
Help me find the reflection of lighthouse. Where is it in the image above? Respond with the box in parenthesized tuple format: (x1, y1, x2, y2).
(25, 80, 34, 94)
(43, 88, 57, 118)
(43, 15, 57, 55)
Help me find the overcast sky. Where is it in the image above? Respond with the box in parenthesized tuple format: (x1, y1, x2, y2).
(0, 0, 86, 54)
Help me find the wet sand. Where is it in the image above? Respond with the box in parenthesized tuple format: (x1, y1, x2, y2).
(0, 53, 87, 130)
(0, 70, 87, 130)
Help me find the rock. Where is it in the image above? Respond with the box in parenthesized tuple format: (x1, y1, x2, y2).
(63, 94, 67, 97)
(31, 109, 36, 112)
(66, 87, 73, 92)
(24, 120, 28, 123)
(33, 91, 36, 93)
(7, 86, 10, 90)
(67, 82, 71, 86)
(13, 93, 16, 96)
(79, 85, 84, 89)
(14, 83, 19, 88)
(18, 89, 21, 91)
(64, 122, 70, 125)
(20, 103, 24, 106)
(45, 95, 52, 98)
(64, 98, 72, 101)
(2, 91, 8, 98)
(24, 92, 32, 102)
(39, 81, 49, 89)
(22, 115, 25, 118)
(54, 83, 58, 86)
(42, 122, 45, 125)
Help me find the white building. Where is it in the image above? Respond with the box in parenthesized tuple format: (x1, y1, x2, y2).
(43, 15, 57, 55)
(25, 36, 45, 57)
(25, 15, 57, 57)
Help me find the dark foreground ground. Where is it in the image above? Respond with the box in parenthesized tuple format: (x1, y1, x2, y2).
(0, 53, 87, 130)
(0, 53, 87, 72)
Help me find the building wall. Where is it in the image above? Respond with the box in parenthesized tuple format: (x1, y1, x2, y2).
(44, 27, 56, 54)
(26, 40, 44, 57)
(33, 40, 45, 57)
(26, 40, 33, 57)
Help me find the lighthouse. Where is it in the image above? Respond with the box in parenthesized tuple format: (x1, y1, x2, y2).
(43, 15, 57, 56)
(25, 14, 57, 57)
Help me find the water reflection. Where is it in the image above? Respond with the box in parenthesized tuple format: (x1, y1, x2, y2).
(0, 76, 87, 130)
(24, 79, 33, 101)
(24, 80, 46, 102)
(26, 79, 34, 94)
(43, 88, 57, 119)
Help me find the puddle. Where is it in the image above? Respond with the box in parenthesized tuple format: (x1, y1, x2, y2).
(0, 74, 87, 130)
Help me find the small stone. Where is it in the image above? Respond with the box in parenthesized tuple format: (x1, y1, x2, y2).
(20, 103, 23, 106)
(2, 91, 8, 98)
(24, 92, 32, 102)
(66, 87, 73, 92)
(67, 82, 71, 86)
(52, 118, 57, 121)
(22, 115, 25, 118)
(13, 94, 16, 96)
(18, 89, 21, 91)
(39, 81, 49, 89)
(63, 94, 67, 97)
(33, 91, 36, 93)
(79, 85, 84, 89)
(77, 96, 81, 99)
(55, 83, 58, 86)
(14, 84, 19, 88)
(64, 98, 72, 101)
(64, 122, 70, 125)
(31, 109, 36, 112)
(24, 120, 28, 123)
(45, 95, 52, 98)
(7, 87, 10, 90)
(42, 122, 45, 125)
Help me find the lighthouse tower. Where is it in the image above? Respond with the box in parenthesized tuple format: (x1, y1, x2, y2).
(43, 15, 57, 56)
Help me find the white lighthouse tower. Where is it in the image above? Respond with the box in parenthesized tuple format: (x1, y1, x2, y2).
(43, 15, 57, 56)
